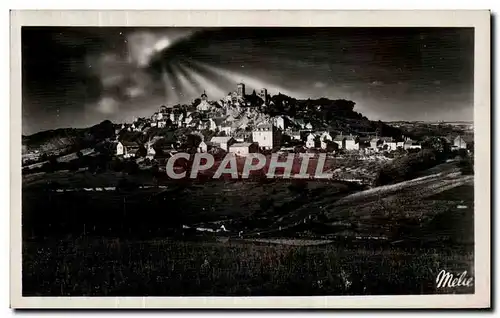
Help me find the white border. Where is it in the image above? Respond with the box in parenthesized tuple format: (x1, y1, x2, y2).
(10, 10, 491, 309)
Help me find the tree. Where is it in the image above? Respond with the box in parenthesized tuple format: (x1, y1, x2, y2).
(184, 133, 202, 150)
(136, 145, 147, 158)
(374, 149, 440, 186)
(422, 136, 450, 154)
(110, 159, 124, 172)
(192, 98, 201, 107)
(124, 160, 139, 175)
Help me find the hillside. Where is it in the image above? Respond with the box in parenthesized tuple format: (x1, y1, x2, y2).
(22, 95, 405, 155)
(22, 120, 116, 154)
(264, 95, 403, 137)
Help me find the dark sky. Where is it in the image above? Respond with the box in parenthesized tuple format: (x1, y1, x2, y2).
(22, 27, 474, 135)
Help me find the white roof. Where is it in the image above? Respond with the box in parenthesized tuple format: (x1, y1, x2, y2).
(230, 142, 254, 148)
(210, 136, 234, 143)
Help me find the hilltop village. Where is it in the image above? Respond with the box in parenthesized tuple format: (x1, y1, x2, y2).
(113, 83, 429, 160)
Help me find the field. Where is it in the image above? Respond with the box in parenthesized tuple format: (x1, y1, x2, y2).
(23, 238, 473, 296)
(21, 160, 474, 296)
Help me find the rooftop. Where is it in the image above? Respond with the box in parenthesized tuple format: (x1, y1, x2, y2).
(255, 123, 273, 130)
(211, 136, 235, 143)
(230, 142, 255, 148)
(119, 140, 140, 148)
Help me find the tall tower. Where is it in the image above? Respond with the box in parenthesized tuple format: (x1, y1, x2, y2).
(237, 83, 245, 98)
(259, 88, 268, 104)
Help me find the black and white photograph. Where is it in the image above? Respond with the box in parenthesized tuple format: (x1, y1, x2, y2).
(10, 10, 490, 309)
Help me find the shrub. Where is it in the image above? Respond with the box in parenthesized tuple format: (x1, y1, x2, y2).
(110, 159, 124, 172)
(124, 160, 139, 175)
(458, 157, 474, 175)
(374, 149, 441, 186)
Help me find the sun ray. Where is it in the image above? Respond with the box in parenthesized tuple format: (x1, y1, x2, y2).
(176, 61, 204, 96)
(185, 59, 238, 95)
(169, 62, 199, 101)
(163, 61, 184, 104)
(181, 63, 226, 100)
(160, 61, 179, 106)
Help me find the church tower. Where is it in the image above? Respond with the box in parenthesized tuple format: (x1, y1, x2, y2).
(237, 83, 245, 98)
(259, 88, 268, 104)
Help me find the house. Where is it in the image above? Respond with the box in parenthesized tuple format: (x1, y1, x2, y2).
(220, 124, 233, 136)
(234, 131, 251, 143)
(213, 117, 225, 131)
(116, 141, 140, 157)
(404, 140, 422, 150)
(159, 105, 168, 114)
(306, 133, 316, 149)
(273, 116, 285, 130)
(333, 135, 346, 149)
(184, 115, 193, 126)
(210, 136, 236, 151)
(454, 136, 468, 149)
(197, 91, 211, 112)
(229, 142, 259, 156)
(208, 118, 217, 131)
(157, 120, 167, 128)
(370, 138, 382, 150)
(384, 141, 398, 151)
(146, 144, 156, 159)
(196, 141, 208, 153)
(178, 113, 184, 123)
(126, 148, 139, 158)
(290, 130, 301, 140)
(376, 137, 400, 151)
(319, 131, 333, 150)
(345, 135, 360, 150)
(357, 137, 371, 149)
(252, 123, 281, 150)
(137, 123, 146, 131)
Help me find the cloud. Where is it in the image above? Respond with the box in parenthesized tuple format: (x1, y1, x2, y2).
(314, 81, 327, 88)
(96, 97, 119, 114)
(154, 37, 171, 52)
(101, 74, 125, 88)
(125, 86, 145, 98)
(126, 31, 189, 68)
